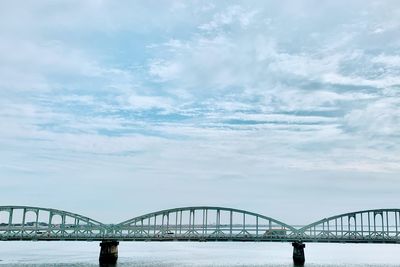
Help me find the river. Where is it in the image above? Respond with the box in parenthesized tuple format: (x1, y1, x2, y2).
(0, 241, 398, 266)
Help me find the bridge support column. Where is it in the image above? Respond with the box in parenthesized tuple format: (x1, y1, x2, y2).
(99, 241, 119, 264)
(292, 241, 305, 266)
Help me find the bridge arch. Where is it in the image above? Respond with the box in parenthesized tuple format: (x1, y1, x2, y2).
(0, 206, 105, 240)
(298, 209, 400, 242)
(115, 206, 297, 241)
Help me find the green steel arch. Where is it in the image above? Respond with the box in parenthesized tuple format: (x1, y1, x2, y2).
(114, 206, 298, 241)
(0, 205, 104, 225)
(0, 205, 105, 240)
(118, 206, 296, 229)
(298, 208, 400, 243)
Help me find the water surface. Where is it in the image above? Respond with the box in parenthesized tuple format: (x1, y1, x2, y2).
(0, 242, 399, 266)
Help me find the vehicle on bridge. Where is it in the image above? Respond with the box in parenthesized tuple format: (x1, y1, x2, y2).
(264, 228, 287, 237)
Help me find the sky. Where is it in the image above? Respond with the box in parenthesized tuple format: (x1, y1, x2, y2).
(0, 0, 399, 225)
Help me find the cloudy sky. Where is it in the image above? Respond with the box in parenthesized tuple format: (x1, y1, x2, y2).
(1, 0, 399, 224)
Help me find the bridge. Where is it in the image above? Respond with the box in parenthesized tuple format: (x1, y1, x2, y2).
(1, 206, 400, 265)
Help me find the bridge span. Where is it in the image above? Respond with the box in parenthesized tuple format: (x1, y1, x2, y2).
(1, 206, 400, 264)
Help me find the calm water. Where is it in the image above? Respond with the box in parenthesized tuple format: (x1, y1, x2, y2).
(0, 242, 399, 266)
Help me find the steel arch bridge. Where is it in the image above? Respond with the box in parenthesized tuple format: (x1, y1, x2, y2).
(0, 206, 105, 241)
(114, 206, 298, 241)
(2, 206, 400, 264)
(298, 209, 400, 243)
(1, 205, 400, 243)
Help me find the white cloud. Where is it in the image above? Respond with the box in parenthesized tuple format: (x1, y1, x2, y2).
(344, 97, 400, 136)
(148, 60, 183, 82)
(199, 5, 258, 31)
(0, 39, 135, 93)
(322, 72, 400, 89)
(1, 0, 400, 220)
(126, 94, 174, 111)
(371, 54, 400, 68)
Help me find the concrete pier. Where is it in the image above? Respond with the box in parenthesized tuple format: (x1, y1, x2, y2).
(99, 241, 119, 264)
(292, 241, 305, 265)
